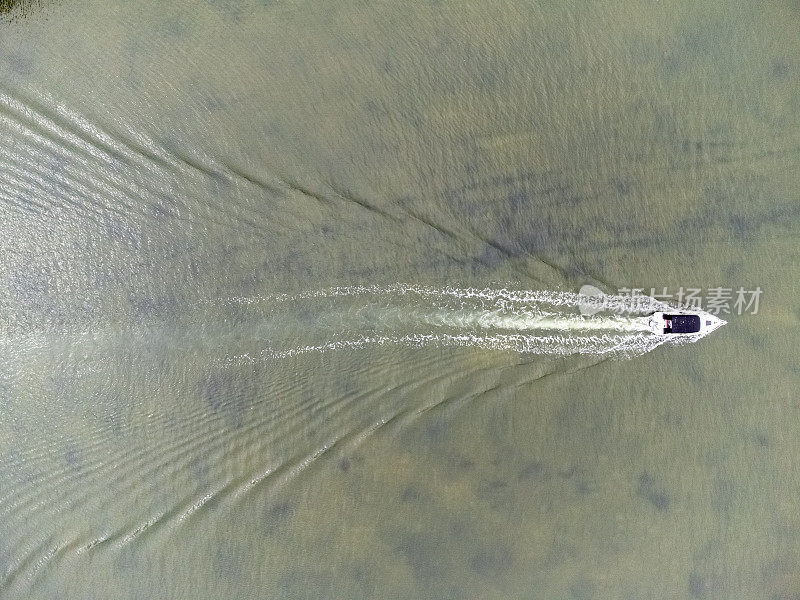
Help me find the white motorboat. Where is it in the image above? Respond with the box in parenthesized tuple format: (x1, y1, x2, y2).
(643, 311, 726, 336)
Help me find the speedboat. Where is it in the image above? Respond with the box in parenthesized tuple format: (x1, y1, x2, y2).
(643, 311, 726, 336)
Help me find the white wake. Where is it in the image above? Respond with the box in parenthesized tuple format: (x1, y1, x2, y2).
(208, 284, 715, 363)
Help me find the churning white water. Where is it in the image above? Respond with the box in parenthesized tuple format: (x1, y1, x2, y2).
(208, 285, 717, 364)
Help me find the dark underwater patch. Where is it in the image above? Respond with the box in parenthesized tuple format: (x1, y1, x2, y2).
(214, 543, 246, 579)
(772, 57, 790, 78)
(399, 484, 423, 503)
(688, 572, 708, 598)
(469, 546, 513, 578)
(712, 477, 737, 515)
(444, 453, 474, 475)
(637, 472, 671, 511)
(422, 418, 446, 443)
(278, 569, 333, 599)
(753, 431, 770, 448)
(395, 534, 446, 581)
(264, 500, 295, 534)
(475, 477, 514, 513)
(570, 576, 597, 600)
(5, 52, 33, 76)
(63, 444, 82, 472)
(200, 368, 256, 428)
(518, 460, 546, 480)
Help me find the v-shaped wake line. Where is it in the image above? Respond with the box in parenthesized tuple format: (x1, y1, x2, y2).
(220, 330, 670, 366)
(208, 283, 672, 314)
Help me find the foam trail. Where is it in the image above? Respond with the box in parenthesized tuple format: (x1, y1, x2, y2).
(208, 284, 710, 364)
(407, 309, 652, 332)
(221, 331, 669, 366)
(208, 284, 671, 314)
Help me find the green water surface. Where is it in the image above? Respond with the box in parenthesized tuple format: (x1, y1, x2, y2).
(0, 1, 799, 598)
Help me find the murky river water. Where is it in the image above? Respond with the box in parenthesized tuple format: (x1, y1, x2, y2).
(1, 1, 799, 598)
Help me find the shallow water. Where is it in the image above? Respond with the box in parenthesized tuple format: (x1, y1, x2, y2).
(1, 1, 799, 598)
